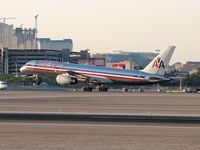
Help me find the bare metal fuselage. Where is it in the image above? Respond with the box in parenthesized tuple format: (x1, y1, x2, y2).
(20, 60, 170, 86)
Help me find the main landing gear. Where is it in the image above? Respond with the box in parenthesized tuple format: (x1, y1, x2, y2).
(82, 85, 108, 92)
(98, 86, 108, 92)
(97, 84, 108, 92)
(82, 86, 93, 92)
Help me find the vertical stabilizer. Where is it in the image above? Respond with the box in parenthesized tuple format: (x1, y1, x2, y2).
(142, 46, 176, 75)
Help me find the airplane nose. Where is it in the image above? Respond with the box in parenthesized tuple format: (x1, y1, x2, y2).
(20, 66, 25, 72)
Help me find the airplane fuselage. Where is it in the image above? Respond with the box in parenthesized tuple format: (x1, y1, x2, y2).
(20, 60, 170, 86)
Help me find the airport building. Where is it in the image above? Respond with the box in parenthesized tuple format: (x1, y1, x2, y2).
(0, 48, 103, 75)
(0, 48, 70, 75)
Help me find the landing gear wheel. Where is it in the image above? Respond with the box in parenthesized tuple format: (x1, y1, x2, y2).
(98, 86, 108, 92)
(82, 87, 93, 92)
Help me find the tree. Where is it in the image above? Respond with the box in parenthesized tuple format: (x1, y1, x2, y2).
(185, 72, 200, 87)
(0, 74, 16, 83)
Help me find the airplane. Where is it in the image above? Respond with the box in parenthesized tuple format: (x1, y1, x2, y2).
(20, 46, 176, 92)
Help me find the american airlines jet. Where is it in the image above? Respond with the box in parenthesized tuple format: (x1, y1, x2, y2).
(20, 46, 175, 91)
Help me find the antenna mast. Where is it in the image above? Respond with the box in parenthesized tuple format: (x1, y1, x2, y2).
(35, 15, 39, 39)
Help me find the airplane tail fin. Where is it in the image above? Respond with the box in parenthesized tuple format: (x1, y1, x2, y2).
(142, 46, 176, 76)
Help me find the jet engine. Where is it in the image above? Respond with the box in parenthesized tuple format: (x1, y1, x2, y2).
(145, 76, 161, 82)
(145, 76, 169, 83)
(56, 74, 77, 85)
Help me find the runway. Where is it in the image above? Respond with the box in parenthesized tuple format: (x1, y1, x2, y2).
(0, 90, 199, 149)
(0, 90, 200, 115)
(0, 121, 200, 150)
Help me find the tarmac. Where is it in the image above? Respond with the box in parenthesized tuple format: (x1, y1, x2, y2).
(0, 90, 200, 149)
(0, 121, 200, 150)
(0, 90, 200, 115)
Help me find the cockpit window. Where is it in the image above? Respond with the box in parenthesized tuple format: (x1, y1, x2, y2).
(25, 61, 35, 66)
(25, 63, 32, 66)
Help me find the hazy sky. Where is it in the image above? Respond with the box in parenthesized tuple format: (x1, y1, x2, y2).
(1, 0, 200, 63)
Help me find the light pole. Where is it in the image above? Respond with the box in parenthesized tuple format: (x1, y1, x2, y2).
(86, 49, 90, 65)
(15, 58, 18, 77)
(179, 77, 183, 91)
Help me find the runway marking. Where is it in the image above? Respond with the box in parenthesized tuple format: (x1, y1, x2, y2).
(0, 95, 134, 100)
(0, 96, 81, 99)
(2, 92, 186, 100)
(0, 111, 199, 117)
(0, 122, 200, 129)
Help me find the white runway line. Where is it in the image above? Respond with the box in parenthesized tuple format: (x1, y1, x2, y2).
(0, 111, 200, 117)
(0, 122, 200, 129)
(0, 95, 127, 99)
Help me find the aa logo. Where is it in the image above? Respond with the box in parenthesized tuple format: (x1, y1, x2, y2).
(152, 57, 165, 68)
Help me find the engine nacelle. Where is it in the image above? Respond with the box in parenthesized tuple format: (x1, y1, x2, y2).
(145, 76, 161, 82)
(56, 74, 77, 85)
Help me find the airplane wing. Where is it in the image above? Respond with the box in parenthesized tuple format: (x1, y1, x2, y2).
(67, 71, 112, 84)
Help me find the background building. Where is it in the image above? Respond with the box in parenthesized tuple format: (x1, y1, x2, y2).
(69, 49, 90, 64)
(0, 23, 14, 49)
(0, 23, 73, 51)
(0, 44, 3, 74)
(13, 28, 37, 49)
(189, 67, 200, 74)
(0, 23, 37, 49)
(174, 62, 184, 71)
(173, 61, 200, 73)
(93, 51, 158, 69)
(183, 62, 200, 72)
(38, 38, 73, 52)
(78, 58, 105, 66)
(106, 60, 135, 70)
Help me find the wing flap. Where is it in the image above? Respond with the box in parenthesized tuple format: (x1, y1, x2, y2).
(67, 71, 112, 84)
